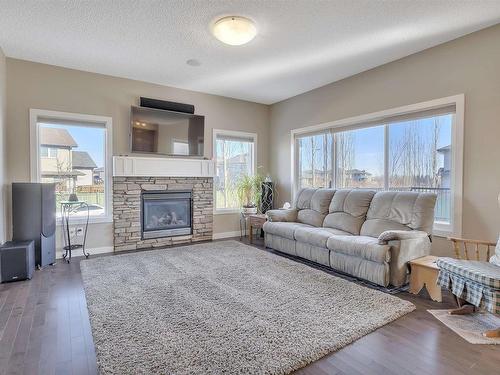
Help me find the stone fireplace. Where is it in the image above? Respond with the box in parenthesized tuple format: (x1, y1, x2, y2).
(113, 176, 213, 251)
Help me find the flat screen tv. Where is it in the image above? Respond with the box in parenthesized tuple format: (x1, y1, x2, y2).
(130, 106, 204, 157)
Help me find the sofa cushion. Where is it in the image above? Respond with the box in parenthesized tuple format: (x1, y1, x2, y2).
(294, 188, 316, 209)
(360, 191, 437, 238)
(294, 227, 351, 248)
(323, 189, 375, 235)
(297, 209, 325, 227)
(326, 235, 390, 263)
(262, 221, 313, 240)
(296, 188, 335, 227)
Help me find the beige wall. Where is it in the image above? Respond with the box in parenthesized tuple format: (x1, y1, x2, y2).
(270, 24, 500, 256)
(5, 24, 500, 256)
(0, 47, 6, 244)
(6, 59, 270, 250)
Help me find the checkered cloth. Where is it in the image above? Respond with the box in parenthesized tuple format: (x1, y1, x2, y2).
(437, 258, 500, 314)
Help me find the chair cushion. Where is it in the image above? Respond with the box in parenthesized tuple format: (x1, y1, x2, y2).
(294, 227, 351, 248)
(262, 221, 313, 241)
(323, 189, 375, 235)
(436, 258, 500, 289)
(326, 235, 390, 263)
(360, 191, 436, 238)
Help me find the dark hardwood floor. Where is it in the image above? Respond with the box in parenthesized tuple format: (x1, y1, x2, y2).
(0, 238, 498, 375)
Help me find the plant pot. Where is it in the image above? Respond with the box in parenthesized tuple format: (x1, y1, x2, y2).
(242, 206, 258, 215)
(68, 193, 79, 202)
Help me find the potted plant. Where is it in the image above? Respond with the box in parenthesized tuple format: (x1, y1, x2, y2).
(236, 173, 266, 214)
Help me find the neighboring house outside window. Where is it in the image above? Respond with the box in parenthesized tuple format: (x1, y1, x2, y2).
(213, 129, 257, 212)
(93, 167, 105, 184)
(39, 127, 80, 192)
(72, 150, 98, 186)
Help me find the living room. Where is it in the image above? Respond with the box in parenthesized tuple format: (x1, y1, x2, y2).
(0, 1, 499, 374)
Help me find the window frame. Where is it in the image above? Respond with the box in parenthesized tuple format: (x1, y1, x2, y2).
(290, 95, 464, 237)
(212, 129, 257, 215)
(30, 109, 113, 224)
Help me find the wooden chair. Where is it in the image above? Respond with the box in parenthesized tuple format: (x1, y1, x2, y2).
(448, 237, 496, 261)
(443, 237, 499, 338)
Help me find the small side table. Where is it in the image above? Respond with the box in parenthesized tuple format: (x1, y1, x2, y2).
(409, 255, 442, 302)
(248, 214, 267, 244)
(239, 212, 250, 240)
(61, 201, 90, 263)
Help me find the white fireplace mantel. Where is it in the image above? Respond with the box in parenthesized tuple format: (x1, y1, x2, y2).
(113, 156, 215, 177)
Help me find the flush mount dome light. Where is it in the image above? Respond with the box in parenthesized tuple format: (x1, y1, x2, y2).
(212, 16, 257, 46)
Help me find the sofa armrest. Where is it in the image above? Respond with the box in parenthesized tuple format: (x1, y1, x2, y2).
(386, 234, 432, 287)
(266, 209, 298, 222)
(378, 230, 429, 245)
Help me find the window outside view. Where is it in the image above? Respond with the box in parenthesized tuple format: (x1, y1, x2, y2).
(38, 123, 106, 218)
(215, 136, 254, 210)
(296, 113, 452, 224)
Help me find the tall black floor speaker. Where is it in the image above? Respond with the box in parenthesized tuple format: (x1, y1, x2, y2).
(12, 183, 56, 268)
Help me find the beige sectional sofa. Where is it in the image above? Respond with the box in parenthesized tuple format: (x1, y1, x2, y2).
(263, 188, 437, 287)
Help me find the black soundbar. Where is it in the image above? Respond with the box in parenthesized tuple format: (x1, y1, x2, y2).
(140, 97, 195, 114)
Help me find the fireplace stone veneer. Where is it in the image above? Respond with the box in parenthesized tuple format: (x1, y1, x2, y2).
(113, 176, 213, 251)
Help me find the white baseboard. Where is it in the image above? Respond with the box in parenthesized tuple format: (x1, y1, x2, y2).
(56, 246, 114, 259)
(54, 233, 244, 258)
(213, 231, 241, 240)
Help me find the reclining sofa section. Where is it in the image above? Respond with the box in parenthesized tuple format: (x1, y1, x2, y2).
(263, 189, 437, 287)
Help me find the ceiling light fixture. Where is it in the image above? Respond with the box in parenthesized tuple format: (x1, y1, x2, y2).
(212, 16, 257, 46)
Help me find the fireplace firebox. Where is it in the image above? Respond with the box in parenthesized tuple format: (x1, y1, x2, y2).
(141, 190, 192, 239)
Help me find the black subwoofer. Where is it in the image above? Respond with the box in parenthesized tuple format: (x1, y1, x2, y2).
(12, 183, 56, 268)
(0, 240, 35, 282)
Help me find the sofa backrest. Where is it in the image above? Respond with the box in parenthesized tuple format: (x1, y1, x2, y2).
(294, 188, 335, 227)
(359, 191, 437, 237)
(323, 189, 376, 235)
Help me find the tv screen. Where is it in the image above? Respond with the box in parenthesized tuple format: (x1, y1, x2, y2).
(130, 106, 204, 157)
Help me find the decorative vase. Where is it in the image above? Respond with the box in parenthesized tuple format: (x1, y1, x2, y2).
(242, 206, 258, 215)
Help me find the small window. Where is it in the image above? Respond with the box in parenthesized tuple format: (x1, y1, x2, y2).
(213, 130, 256, 212)
(31, 110, 112, 223)
(40, 146, 58, 158)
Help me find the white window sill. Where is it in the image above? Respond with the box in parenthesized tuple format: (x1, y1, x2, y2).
(214, 209, 241, 215)
(56, 216, 113, 226)
(432, 222, 457, 238)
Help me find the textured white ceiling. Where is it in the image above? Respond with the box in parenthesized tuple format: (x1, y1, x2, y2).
(1, 1, 500, 104)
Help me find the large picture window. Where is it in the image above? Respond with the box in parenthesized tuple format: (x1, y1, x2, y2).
(213, 130, 256, 212)
(30, 110, 112, 223)
(293, 96, 463, 235)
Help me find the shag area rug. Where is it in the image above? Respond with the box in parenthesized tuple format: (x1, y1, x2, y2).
(428, 309, 500, 345)
(81, 240, 415, 374)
